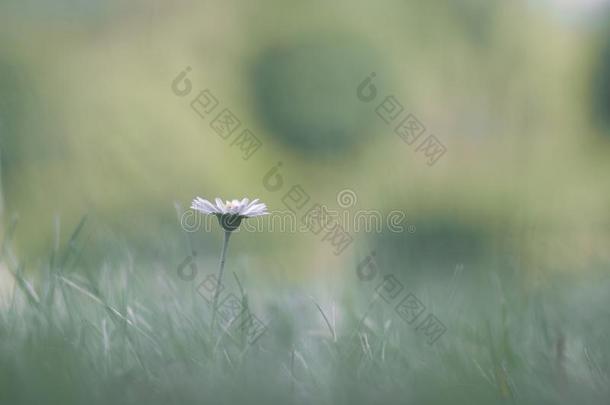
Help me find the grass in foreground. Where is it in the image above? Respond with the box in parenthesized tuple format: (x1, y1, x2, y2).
(1, 221, 609, 405)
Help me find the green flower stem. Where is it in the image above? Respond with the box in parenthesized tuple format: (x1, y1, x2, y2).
(211, 229, 232, 335)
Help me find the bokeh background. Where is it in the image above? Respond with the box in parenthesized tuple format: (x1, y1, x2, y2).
(2, 0, 609, 279)
(2, 1, 610, 404)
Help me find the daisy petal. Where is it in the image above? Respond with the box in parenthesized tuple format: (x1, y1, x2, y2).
(215, 198, 226, 213)
(243, 203, 267, 216)
(191, 198, 209, 214)
(190, 196, 268, 222)
(195, 198, 218, 214)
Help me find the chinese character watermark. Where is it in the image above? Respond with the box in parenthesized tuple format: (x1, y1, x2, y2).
(356, 72, 447, 166)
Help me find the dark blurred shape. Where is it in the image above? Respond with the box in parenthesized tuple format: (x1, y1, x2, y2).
(0, 60, 26, 180)
(374, 215, 490, 278)
(448, 0, 497, 48)
(592, 29, 610, 135)
(250, 36, 382, 154)
(1, 0, 114, 22)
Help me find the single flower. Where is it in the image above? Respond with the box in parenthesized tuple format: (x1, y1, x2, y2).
(191, 197, 268, 231)
(190, 196, 269, 336)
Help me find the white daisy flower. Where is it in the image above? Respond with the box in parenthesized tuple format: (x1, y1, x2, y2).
(189, 197, 269, 333)
(191, 197, 268, 231)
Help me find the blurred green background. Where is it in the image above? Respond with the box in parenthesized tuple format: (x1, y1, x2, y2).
(1, 0, 610, 278)
(3, 1, 610, 404)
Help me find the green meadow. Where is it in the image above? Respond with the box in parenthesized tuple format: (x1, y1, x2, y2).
(1, 0, 610, 404)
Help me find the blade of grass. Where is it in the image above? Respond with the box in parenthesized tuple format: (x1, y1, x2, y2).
(57, 214, 88, 270)
(310, 296, 336, 342)
(9, 262, 41, 310)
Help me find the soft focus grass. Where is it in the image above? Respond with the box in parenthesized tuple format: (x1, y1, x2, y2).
(2, 2, 610, 404)
(1, 219, 609, 405)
